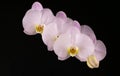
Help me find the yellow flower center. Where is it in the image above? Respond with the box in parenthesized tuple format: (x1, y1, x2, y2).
(35, 25, 44, 34)
(67, 46, 79, 57)
(87, 55, 99, 69)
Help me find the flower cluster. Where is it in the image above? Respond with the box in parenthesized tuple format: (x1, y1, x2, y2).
(22, 1, 106, 69)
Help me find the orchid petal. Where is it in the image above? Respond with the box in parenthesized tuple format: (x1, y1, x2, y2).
(81, 25, 96, 43)
(94, 40, 106, 61)
(42, 22, 58, 51)
(22, 10, 42, 35)
(53, 31, 72, 59)
(73, 20, 81, 29)
(66, 18, 73, 23)
(54, 18, 66, 34)
(23, 28, 36, 35)
(41, 9, 55, 25)
(56, 11, 67, 21)
(55, 17, 74, 35)
(76, 34, 95, 61)
(60, 19, 74, 34)
(58, 55, 70, 61)
(55, 11, 67, 33)
(31, 1, 43, 11)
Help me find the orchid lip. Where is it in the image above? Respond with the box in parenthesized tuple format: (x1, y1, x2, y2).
(67, 46, 79, 57)
(87, 55, 99, 69)
(35, 24, 44, 34)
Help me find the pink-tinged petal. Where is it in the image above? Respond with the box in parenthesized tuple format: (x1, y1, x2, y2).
(81, 25, 96, 43)
(58, 55, 70, 61)
(54, 17, 66, 34)
(60, 18, 74, 34)
(55, 17, 74, 35)
(23, 28, 36, 35)
(76, 33, 95, 61)
(22, 10, 42, 35)
(41, 9, 55, 25)
(55, 11, 67, 33)
(42, 22, 58, 51)
(73, 20, 81, 29)
(69, 26, 81, 44)
(66, 18, 73, 24)
(47, 46, 53, 51)
(56, 11, 67, 21)
(94, 40, 106, 61)
(75, 55, 86, 62)
(53, 32, 72, 59)
(31, 1, 43, 11)
(62, 18, 77, 33)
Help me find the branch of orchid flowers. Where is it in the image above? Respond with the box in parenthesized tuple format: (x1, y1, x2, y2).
(22, 1, 106, 69)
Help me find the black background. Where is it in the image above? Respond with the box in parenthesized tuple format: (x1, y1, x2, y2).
(0, 0, 115, 76)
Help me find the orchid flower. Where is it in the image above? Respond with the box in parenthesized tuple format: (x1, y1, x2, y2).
(81, 25, 106, 69)
(41, 11, 73, 51)
(53, 21, 95, 61)
(22, 2, 55, 35)
(42, 11, 80, 51)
